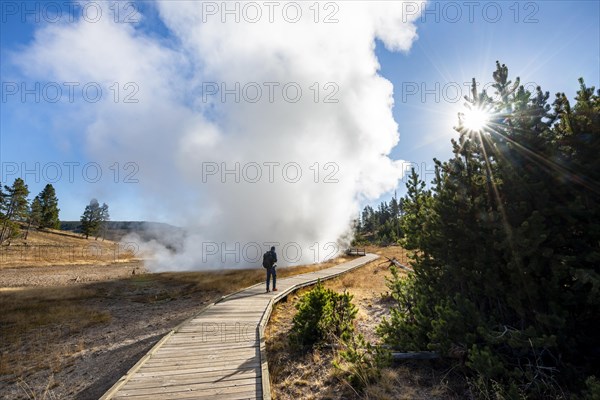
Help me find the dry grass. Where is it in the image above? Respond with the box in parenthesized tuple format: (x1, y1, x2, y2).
(362, 365, 461, 400)
(1, 287, 109, 378)
(138, 256, 351, 300)
(0, 251, 355, 398)
(0, 228, 136, 268)
(0, 228, 416, 398)
(265, 246, 465, 399)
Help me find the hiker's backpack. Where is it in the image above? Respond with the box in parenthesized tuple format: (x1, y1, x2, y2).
(262, 251, 274, 269)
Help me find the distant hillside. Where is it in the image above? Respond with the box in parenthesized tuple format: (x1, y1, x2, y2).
(60, 221, 184, 243)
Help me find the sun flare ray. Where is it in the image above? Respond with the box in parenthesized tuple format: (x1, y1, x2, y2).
(462, 107, 491, 132)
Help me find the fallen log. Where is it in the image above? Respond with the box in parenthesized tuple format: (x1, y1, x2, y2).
(386, 256, 414, 272)
(391, 351, 440, 360)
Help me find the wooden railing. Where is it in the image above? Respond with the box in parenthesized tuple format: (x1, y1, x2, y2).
(345, 248, 366, 256)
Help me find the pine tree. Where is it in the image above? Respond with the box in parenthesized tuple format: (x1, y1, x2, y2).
(98, 202, 110, 240)
(0, 184, 6, 222)
(379, 63, 600, 397)
(360, 205, 376, 235)
(0, 178, 30, 243)
(81, 199, 100, 239)
(543, 78, 600, 383)
(24, 196, 43, 240)
(80, 199, 110, 240)
(38, 184, 60, 229)
(399, 168, 431, 251)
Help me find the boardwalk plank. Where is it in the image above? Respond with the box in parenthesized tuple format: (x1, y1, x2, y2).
(113, 384, 260, 399)
(153, 345, 259, 355)
(134, 364, 260, 378)
(143, 353, 260, 367)
(159, 342, 259, 351)
(142, 358, 259, 370)
(124, 376, 259, 392)
(127, 369, 258, 386)
(117, 377, 260, 396)
(101, 254, 378, 400)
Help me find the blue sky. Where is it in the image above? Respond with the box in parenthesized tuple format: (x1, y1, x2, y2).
(378, 0, 599, 196)
(1, 1, 599, 223)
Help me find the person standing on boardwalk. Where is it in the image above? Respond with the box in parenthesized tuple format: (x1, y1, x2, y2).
(263, 246, 278, 292)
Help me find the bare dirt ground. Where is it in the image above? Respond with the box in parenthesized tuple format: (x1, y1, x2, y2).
(0, 264, 218, 400)
(266, 246, 465, 399)
(0, 262, 145, 288)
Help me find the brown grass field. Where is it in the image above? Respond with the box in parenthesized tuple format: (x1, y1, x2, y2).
(1, 228, 463, 399)
(0, 228, 362, 399)
(0, 227, 137, 269)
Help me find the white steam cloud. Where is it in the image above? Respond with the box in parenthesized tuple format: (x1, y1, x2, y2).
(13, 1, 422, 270)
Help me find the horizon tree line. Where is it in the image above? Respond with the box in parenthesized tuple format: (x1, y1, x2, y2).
(353, 194, 404, 245)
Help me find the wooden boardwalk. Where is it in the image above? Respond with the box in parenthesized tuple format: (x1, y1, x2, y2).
(101, 254, 378, 400)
